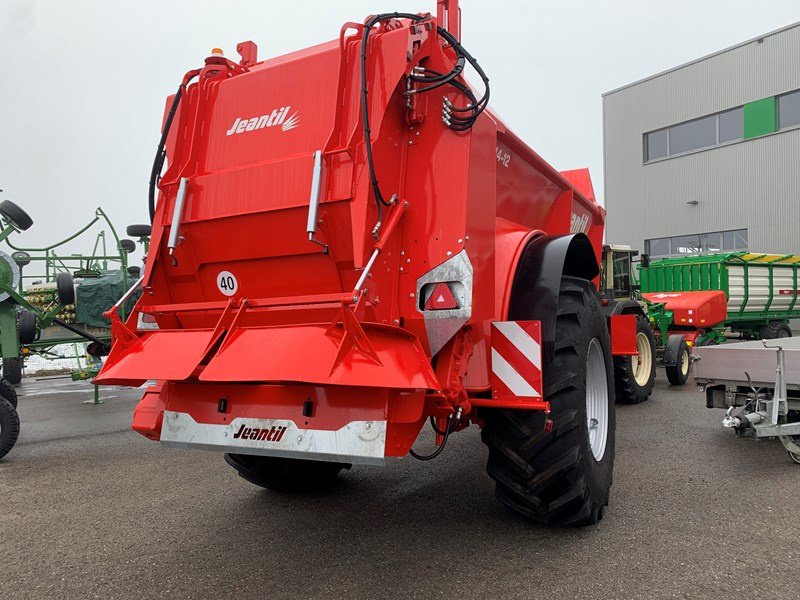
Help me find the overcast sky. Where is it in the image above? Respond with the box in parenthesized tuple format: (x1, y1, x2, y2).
(2, 0, 799, 256)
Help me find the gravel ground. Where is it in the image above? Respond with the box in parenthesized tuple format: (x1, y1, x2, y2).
(0, 375, 798, 600)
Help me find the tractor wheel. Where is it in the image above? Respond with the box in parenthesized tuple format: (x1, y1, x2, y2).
(224, 453, 350, 492)
(0, 200, 33, 231)
(481, 276, 615, 526)
(759, 321, 792, 340)
(0, 378, 17, 408)
(0, 398, 20, 460)
(614, 317, 656, 404)
(18, 310, 37, 345)
(126, 224, 152, 238)
(665, 339, 691, 385)
(56, 271, 75, 305)
(3, 357, 22, 385)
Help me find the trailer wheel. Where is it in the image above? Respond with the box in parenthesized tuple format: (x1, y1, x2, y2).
(665, 338, 691, 386)
(17, 310, 37, 345)
(481, 276, 615, 526)
(759, 321, 792, 340)
(224, 453, 350, 492)
(0, 398, 20, 460)
(3, 357, 22, 385)
(614, 317, 656, 404)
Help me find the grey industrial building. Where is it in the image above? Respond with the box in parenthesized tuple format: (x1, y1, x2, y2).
(603, 22, 800, 258)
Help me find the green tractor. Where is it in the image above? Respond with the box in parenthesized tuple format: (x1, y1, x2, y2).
(599, 245, 657, 404)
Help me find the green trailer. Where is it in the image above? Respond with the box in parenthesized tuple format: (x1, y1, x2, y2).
(639, 252, 800, 340)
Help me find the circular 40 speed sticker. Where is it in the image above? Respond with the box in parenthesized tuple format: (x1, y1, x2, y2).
(217, 271, 238, 296)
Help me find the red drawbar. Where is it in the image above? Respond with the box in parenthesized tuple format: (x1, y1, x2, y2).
(424, 283, 459, 310)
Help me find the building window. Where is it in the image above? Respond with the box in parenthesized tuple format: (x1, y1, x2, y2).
(778, 90, 800, 129)
(644, 108, 743, 162)
(668, 115, 717, 155)
(644, 88, 800, 163)
(646, 129, 668, 161)
(645, 229, 747, 258)
(718, 107, 744, 143)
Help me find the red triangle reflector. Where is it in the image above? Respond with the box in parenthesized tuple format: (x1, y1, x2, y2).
(424, 283, 459, 310)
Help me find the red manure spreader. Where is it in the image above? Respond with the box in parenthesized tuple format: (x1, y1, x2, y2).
(97, 0, 636, 526)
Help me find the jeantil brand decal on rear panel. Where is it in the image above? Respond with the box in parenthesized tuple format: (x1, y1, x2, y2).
(225, 106, 299, 136)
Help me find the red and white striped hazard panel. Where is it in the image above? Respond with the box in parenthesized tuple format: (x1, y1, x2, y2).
(491, 321, 542, 398)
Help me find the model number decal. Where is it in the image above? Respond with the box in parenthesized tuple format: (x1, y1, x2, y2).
(216, 271, 238, 296)
(496, 146, 511, 168)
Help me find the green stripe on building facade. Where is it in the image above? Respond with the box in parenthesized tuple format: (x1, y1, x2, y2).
(743, 97, 777, 138)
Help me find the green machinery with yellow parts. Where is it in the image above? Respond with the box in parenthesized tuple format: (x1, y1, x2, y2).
(640, 252, 800, 341)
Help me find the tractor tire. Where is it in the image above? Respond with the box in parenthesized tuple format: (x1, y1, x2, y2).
(614, 317, 656, 404)
(18, 310, 37, 345)
(0, 378, 17, 409)
(3, 357, 22, 385)
(224, 453, 350, 492)
(481, 276, 615, 526)
(0, 398, 20, 460)
(665, 339, 691, 386)
(759, 321, 792, 340)
(126, 224, 152, 238)
(56, 271, 75, 305)
(0, 200, 33, 231)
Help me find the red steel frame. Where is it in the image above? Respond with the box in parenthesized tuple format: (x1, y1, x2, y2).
(96, 1, 629, 463)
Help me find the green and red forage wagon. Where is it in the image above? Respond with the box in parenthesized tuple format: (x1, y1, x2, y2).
(639, 251, 800, 382)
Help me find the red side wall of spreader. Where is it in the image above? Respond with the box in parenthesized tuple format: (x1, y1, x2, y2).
(96, 9, 616, 463)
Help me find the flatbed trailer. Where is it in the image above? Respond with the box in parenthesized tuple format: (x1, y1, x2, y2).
(694, 338, 800, 464)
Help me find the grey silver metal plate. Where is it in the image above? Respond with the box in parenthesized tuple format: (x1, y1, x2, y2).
(694, 337, 800, 388)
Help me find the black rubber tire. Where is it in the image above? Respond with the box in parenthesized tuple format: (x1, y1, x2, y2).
(0, 378, 17, 409)
(18, 310, 37, 344)
(0, 200, 33, 231)
(665, 339, 691, 385)
(614, 317, 656, 404)
(481, 276, 616, 526)
(126, 224, 152, 238)
(11, 251, 31, 267)
(0, 398, 20, 460)
(56, 271, 75, 305)
(698, 338, 717, 347)
(759, 321, 792, 340)
(86, 341, 110, 357)
(120, 239, 136, 254)
(127, 266, 141, 277)
(3, 357, 22, 385)
(224, 453, 350, 492)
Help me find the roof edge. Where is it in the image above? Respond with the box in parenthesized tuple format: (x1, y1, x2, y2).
(602, 20, 800, 97)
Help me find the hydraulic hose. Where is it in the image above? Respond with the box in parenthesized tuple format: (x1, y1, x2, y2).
(147, 70, 199, 222)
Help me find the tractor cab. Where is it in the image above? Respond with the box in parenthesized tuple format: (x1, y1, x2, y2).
(600, 244, 641, 302)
